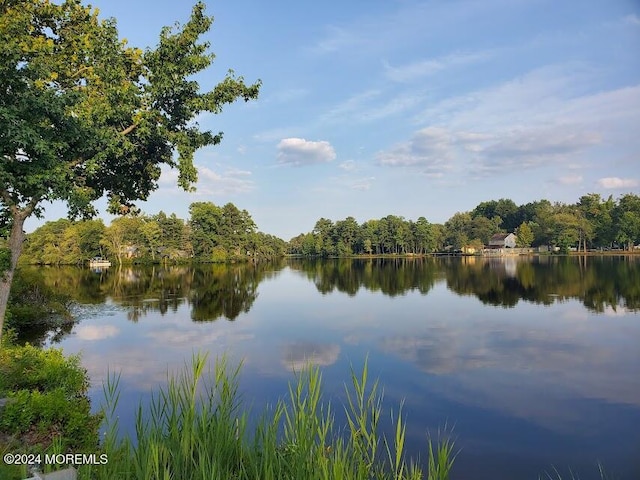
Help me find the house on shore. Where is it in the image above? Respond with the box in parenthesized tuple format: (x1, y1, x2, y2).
(488, 233, 517, 249)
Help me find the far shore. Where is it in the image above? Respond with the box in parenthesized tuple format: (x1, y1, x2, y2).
(286, 250, 640, 259)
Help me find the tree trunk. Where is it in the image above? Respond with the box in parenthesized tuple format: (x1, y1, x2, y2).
(0, 212, 27, 346)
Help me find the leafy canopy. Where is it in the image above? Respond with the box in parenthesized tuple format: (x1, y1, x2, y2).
(0, 0, 260, 219)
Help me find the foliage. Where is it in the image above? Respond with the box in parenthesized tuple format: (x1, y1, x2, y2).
(189, 202, 259, 261)
(83, 352, 455, 480)
(0, 342, 101, 467)
(19, 194, 640, 267)
(540, 463, 616, 480)
(291, 193, 640, 256)
(0, 341, 87, 395)
(1, 0, 260, 219)
(21, 203, 285, 266)
(471, 198, 520, 231)
(426, 426, 458, 480)
(290, 215, 442, 256)
(4, 268, 73, 343)
(20, 219, 106, 265)
(516, 222, 534, 247)
(0, 0, 261, 342)
(613, 194, 640, 251)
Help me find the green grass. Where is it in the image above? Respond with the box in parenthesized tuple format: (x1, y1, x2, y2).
(78, 353, 456, 480)
(540, 464, 617, 480)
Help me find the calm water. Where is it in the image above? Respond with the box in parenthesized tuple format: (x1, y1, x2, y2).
(34, 256, 640, 480)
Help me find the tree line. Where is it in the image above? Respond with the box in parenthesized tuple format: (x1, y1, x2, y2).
(288, 193, 640, 256)
(18, 193, 640, 266)
(19, 202, 286, 265)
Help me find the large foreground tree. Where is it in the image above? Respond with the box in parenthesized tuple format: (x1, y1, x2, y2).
(0, 0, 261, 340)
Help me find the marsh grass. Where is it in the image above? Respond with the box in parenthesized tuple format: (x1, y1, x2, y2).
(80, 353, 456, 480)
(540, 463, 617, 480)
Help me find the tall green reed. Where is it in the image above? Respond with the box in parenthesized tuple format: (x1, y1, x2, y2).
(80, 352, 456, 480)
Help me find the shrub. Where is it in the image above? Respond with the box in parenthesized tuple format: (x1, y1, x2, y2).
(0, 343, 101, 453)
(0, 344, 87, 395)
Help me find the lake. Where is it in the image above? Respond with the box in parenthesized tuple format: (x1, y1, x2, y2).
(33, 255, 640, 479)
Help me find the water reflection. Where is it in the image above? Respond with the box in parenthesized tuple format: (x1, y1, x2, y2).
(23, 260, 285, 324)
(287, 257, 439, 297)
(288, 256, 640, 313)
(37, 256, 640, 479)
(21, 256, 640, 325)
(443, 255, 640, 311)
(281, 342, 341, 371)
(189, 265, 265, 321)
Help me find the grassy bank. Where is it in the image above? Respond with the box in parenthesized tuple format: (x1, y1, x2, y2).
(1, 347, 456, 480)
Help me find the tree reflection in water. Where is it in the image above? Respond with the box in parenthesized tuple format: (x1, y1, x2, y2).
(21, 255, 639, 343)
(287, 256, 640, 313)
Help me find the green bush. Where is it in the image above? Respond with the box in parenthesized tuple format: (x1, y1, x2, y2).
(0, 343, 101, 454)
(211, 245, 229, 262)
(0, 343, 87, 395)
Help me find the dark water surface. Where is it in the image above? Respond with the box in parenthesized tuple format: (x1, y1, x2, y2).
(36, 256, 640, 479)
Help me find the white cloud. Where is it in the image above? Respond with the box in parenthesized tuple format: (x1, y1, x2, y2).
(415, 64, 585, 128)
(377, 122, 602, 178)
(319, 89, 427, 126)
(475, 128, 601, 173)
(359, 91, 428, 122)
(388, 64, 640, 178)
(277, 138, 336, 166)
(159, 164, 254, 196)
(195, 166, 255, 195)
(376, 127, 455, 169)
(225, 168, 252, 177)
(597, 177, 639, 189)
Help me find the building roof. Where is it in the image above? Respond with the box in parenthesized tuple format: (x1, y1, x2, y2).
(490, 233, 509, 241)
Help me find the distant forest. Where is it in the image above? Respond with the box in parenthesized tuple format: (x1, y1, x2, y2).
(289, 193, 640, 256)
(16, 193, 640, 265)
(19, 202, 286, 265)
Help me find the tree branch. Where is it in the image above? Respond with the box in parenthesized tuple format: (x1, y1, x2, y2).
(71, 66, 93, 78)
(120, 123, 138, 135)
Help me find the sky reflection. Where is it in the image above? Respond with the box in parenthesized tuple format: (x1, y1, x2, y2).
(48, 257, 640, 480)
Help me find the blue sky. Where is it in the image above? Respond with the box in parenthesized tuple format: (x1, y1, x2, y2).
(27, 0, 640, 239)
